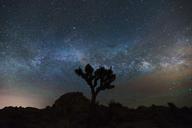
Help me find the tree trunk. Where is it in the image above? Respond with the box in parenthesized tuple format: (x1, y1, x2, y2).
(91, 92, 96, 110)
(86, 92, 96, 128)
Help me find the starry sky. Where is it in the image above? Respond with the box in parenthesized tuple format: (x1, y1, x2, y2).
(0, 0, 192, 108)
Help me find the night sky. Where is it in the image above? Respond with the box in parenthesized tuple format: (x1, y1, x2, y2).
(0, 0, 192, 108)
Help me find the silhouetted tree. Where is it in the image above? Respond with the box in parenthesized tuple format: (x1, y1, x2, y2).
(75, 64, 116, 109)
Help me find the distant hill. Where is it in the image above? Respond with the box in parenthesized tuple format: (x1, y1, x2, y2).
(53, 92, 90, 113)
(0, 92, 192, 128)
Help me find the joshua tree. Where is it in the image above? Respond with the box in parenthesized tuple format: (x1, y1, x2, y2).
(75, 64, 116, 108)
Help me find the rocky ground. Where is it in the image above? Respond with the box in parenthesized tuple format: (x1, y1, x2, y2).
(0, 92, 192, 128)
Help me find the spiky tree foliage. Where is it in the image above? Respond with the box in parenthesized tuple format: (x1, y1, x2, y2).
(75, 64, 116, 108)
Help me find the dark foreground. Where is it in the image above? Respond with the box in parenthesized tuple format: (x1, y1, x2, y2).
(0, 92, 192, 128)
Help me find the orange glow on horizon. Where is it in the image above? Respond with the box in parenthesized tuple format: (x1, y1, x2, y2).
(0, 94, 48, 109)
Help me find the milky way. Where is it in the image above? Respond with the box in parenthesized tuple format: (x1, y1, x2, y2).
(0, 0, 192, 108)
